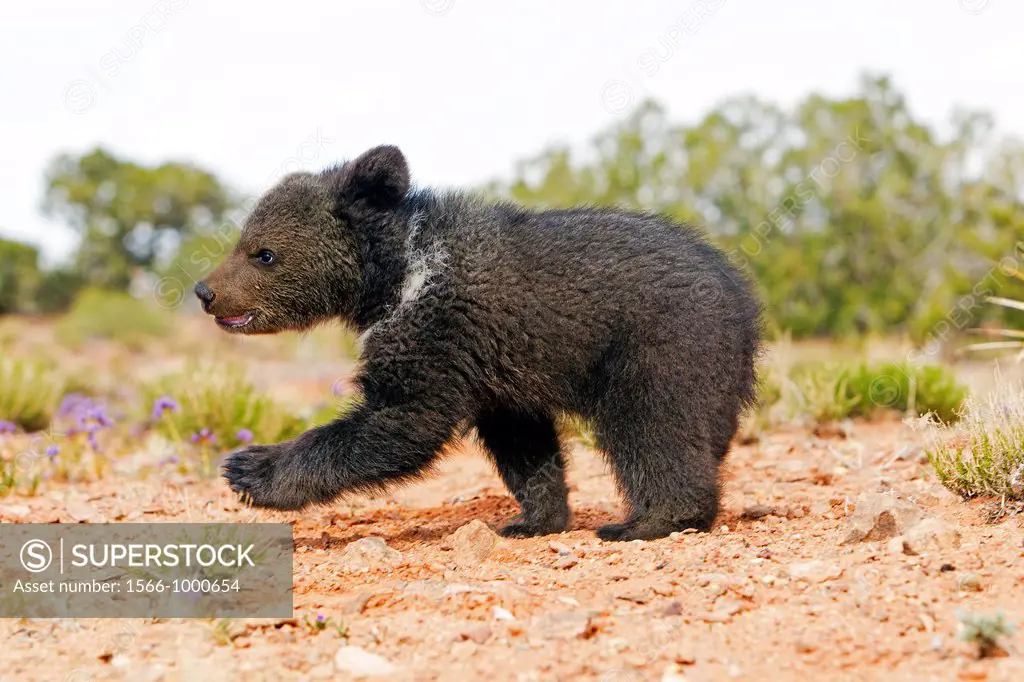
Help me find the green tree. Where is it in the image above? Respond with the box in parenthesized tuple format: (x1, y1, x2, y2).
(500, 74, 1024, 341)
(42, 148, 237, 289)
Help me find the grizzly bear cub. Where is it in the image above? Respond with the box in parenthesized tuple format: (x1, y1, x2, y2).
(196, 145, 761, 541)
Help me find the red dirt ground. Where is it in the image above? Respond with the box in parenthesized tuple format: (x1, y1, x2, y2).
(2, 418, 1023, 681)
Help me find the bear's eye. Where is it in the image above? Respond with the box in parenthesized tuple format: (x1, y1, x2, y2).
(255, 249, 276, 266)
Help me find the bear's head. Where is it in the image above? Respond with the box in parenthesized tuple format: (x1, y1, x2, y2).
(195, 145, 410, 334)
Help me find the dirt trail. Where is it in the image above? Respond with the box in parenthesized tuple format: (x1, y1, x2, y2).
(2, 421, 1023, 681)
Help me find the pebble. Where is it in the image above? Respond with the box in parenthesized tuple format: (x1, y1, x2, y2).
(842, 492, 921, 544)
(901, 518, 962, 555)
(442, 520, 499, 563)
(957, 573, 983, 593)
(493, 606, 516, 621)
(661, 663, 693, 681)
(548, 541, 573, 555)
(64, 500, 106, 523)
(741, 504, 775, 520)
(459, 624, 493, 645)
(343, 592, 373, 615)
(787, 560, 843, 583)
(334, 646, 397, 677)
(338, 537, 402, 572)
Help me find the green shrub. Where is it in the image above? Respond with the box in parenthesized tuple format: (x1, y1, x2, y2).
(927, 381, 1024, 500)
(785, 362, 859, 424)
(957, 611, 1016, 658)
(142, 363, 307, 449)
(56, 288, 171, 350)
(843, 361, 966, 423)
(0, 239, 41, 314)
(34, 268, 85, 314)
(0, 352, 62, 431)
(762, 359, 966, 426)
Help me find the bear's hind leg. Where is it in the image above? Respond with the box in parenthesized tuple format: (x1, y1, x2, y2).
(594, 378, 722, 542)
(475, 408, 570, 538)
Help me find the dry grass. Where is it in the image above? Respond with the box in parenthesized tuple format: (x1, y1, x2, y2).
(927, 376, 1024, 500)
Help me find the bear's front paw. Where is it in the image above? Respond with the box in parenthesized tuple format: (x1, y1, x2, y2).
(223, 443, 308, 510)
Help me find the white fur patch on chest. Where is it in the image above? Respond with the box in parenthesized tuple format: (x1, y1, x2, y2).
(398, 210, 449, 306)
(362, 212, 449, 347)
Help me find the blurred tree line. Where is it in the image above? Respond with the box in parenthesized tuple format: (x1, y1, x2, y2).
(2, 74, 1022, 342)
(499, 75, 1024, 341)
(0, 148, 236, 314)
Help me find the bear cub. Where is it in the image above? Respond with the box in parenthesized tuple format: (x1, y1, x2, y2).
(197, 145, 761, 541)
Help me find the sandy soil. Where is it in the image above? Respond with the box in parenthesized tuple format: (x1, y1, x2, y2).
(2, 417, 1022, 682)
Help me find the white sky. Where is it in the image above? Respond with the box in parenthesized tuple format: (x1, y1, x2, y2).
(1, 0, 1021, 265)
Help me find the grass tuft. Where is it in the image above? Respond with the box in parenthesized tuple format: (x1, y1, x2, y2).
(56, 288, 172, 351)
(0, 352, 63, 432)
(142, 363, 307, 451)
(957, 610, 1016, 659)
(927, 378, 1024, 500)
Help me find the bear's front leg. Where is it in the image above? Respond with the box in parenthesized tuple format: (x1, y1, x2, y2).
(224, 392, 469, 510)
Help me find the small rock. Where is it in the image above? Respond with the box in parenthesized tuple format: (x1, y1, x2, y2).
(339, 537, 402, 572)
(693, 610, 732, 624)
(459, 624, 492, 645)
(450, 640, 477, 659)
(901, 518, 962, 555)
(334, 646, 397, 677)
(65, 500, 106, 523)
(958, 664, 989, 680)
(530, 612, 598, 640)
(442, 520, 498, 563)
(548, 541, 573, 555)
(662, 663, 693, 681)
(309, 663, 334, 679)
(957, 573, 983, 593)
(695, 572, 733, 588)
(741, 504, 775, 520)
(886, 535, 906, 555)
(787, 560, 843, 583)
(553, 555, 579, 570)
(841, 492, 921, 544)
(795, 640, 817, 654)
(493, 606, 515, 621)
(2, 505, 31, 519)
(813, 421, 851, 439)
(662, 601, 684, 617)
(673, 643, 697, 665)
(242, 617, 299, 629)
(343, 592, 373, 615)
(714, 599, 747, 617)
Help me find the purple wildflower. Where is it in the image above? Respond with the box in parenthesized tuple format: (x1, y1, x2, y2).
(0, 420, 16, 435)
(45, 445, 60, 459)
(236, 429, 254, 444)
(317, 614, 326, 623)
(191, 428, 216, 445)
(57, 394, 94, 420)
(88, 407, 114, 428)
(151, 396, 180, 421)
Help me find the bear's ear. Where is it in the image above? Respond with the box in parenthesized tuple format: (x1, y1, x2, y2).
(326, 145, 410, 212)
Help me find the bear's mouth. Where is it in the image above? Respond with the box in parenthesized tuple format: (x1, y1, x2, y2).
(215, 312, 255, 329)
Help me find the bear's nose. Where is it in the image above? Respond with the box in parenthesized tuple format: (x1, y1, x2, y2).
(195, 282, 216, 307)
